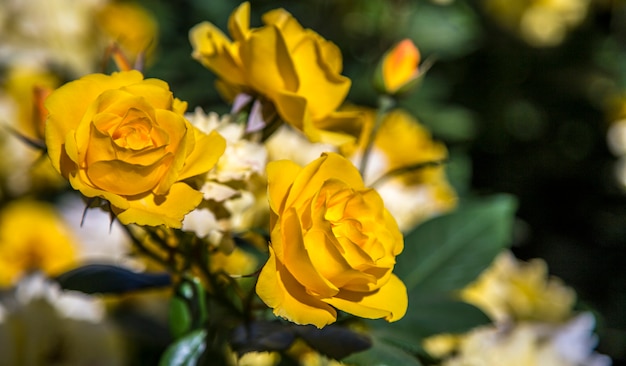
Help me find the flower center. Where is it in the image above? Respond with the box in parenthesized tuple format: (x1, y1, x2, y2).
(112, 108, 155, 150)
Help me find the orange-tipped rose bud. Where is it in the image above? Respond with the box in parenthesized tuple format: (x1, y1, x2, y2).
(374, 39, 422, 96)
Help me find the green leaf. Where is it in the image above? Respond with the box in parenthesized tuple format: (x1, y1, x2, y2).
(368, 327, 426, 356)
(393, 296, 491, 337)
(168, 277, 208, 339)
(342, 336, 423, 366)
(168, 297, 192, 340)
(396, 194, 517, 294)
(159, 329, 207, 366)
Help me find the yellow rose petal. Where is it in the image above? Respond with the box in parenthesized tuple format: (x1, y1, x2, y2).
(189, 22, 246, 86)
(114, 182, 203, 227)
(228, 2, 251, 42)
(262, 9, 306, 49)
(272, 91, 309, 132)
(266, 159, 301, 214)
(281, 208, 339, 298)
(241, 25, 299, 96)
(86, 154, 172, 196)
(256, 247, 338, 328)
(325, 274, 408, 322)
(289, 34, 350, 120)
(286, 153, 363, 209)
(178, 129, 226, 181)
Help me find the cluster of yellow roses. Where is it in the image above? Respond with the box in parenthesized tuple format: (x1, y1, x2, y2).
(41, 2, 455, 328)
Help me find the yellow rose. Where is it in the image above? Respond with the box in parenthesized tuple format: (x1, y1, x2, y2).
(0, 200, 78, 287)
(190, 2, 361, 145)
(460, 251, 576, 324)
(44, 70, 226, 227)
(256, 153, 407, 328)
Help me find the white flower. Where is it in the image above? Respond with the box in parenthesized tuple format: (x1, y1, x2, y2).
(0, 273, 124, 365)
(0, 0, 107, 75)
(443, 313, 611, 366)
(58, 193, 134, 267)
(13, 273, 104, 322)
(183, 108, 269, 247)
(187, 107, 267, 183)
(265, 124, 337, 165)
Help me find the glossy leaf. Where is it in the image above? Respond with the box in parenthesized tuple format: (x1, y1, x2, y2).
(169, 297, 192, 340)
(159, 329, 206, 366)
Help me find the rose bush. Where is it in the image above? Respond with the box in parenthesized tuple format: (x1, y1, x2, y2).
(189, 2, 361, 145)
(44, 70, 226, 227)
(256, 152, 407, 328)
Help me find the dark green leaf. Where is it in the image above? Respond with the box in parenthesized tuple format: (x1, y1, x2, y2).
(295, 324, 372, 360)
(368, 327, 426, 356)
(55, 264, 171, 294)
(396, 194, 517, 294)
(231, 321, 296, 356)
(159, 329, 206, 366)
(343, 336, 423, 366)
(393, 296, 491, 337)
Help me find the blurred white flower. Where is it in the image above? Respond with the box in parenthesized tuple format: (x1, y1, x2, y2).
(57, 194, 135, 268)
(0, 0, 106, 75)
(265, 124, 337, 165)
(442, 313, 611, 366)
(607, 119, 626, 157)
(0, 273, 125, 365)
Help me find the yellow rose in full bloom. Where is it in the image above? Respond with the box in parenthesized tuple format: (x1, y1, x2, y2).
(256, 153, 407, 328)
(44, 70, 226, 227)
(189, 2, 361, 145)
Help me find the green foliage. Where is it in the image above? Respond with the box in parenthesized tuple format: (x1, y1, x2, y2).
(159, 329, 207, 366)
(392, 296, 491, 338)
(408, 1, 483, 59)
(343, 335, 424, 366)
(396, 194, 518, 294)
(169, 277, 208, 339)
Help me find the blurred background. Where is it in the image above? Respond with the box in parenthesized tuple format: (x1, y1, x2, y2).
(1, 0, 625, 364)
